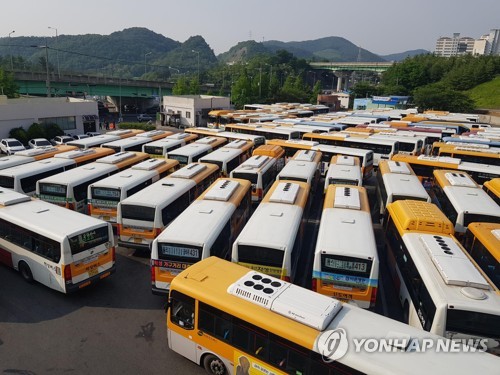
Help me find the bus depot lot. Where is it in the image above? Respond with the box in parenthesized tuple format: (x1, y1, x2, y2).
(0, 179, 402, 374)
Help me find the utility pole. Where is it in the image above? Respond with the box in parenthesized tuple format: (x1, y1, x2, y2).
(8, 30, 15, 71)
(48, 26, 60, 79)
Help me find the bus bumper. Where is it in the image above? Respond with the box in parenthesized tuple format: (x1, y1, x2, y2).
(65, 265, 116, 293)
(117, 239, 151, 251)
(152, 285, 169, 296)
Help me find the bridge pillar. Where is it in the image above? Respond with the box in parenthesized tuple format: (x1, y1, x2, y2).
(336, 76, 343, 92)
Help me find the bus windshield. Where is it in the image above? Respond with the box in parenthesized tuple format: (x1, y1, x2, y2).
(446, 309, 500, 340)
(121, 204, 155, 222)
(232, 172, 258, 184)
(68, 225, 110, 255)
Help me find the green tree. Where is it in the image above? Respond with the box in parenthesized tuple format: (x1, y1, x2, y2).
(413, 83, 474, 112)
(27, 123, 46, 140)
(310, 81, 322, 104)
(9, 127, 29, 145)
(44, 123, 64, 140)
(0, 68, 19, 98)
(172, 76, 190, 95)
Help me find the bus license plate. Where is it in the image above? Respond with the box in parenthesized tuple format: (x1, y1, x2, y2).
(134, 238, 143, 243)
(89, 268, 98, 277)
(103, 216, 110, 221)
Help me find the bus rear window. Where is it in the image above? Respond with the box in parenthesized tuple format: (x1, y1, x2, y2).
(463, 213, 500, 227)
(321, 254, 372, 278)
(169, 154, 189, 165)
(91, 187, 121, 201)
(446, 309, 500, 341)
(121, 204, 155, 221)
(39, 183, 67, 197)
(237, 245, 283, 268)
(0, 176, 14, 189)
(68, 225, 109, 255)
(232, 172, 258, 184)
(144, 146, 163, 155)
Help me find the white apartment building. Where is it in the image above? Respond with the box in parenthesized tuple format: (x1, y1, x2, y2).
(435, 29, 500, 57)
(0, 96, 99, 139)
(161, 95, 230, 128)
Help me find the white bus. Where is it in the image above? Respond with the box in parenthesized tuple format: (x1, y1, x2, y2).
(276, 150, 321, 191)
(384, 200, 500, 354)
(142, 133, 198, 158)
(231, 180, 310, 282)
(431, 170, 500, 236)
(376, 160, 431, 219)
(184, 127, 266, 147)
(0, 145, 77, 170)
(117, 163, 220, 250)
(67, 134, 121, 149)
(166, 137, 227, 167)
(324, 155, 362, 192)
(36, 152, 149, 213)
(199, 140, 253, 177)
(312, 185, 379, 309)
(87, 158, 179, 225)
(0, 188, 115, 293)
(0, 158, 76, 195)
(100, 130, 172, 153)
(150, 178, 252, 294)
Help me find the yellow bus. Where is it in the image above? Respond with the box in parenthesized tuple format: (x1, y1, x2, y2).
(383, 200, 500, 354)
(436, 143, 500, 165)
(36, 152, 149, 213)
(207, 109, 233, 129)
(0, 144, 77, 170)
(230, 145, 285, 204)
(277, 150, 321, 192)
(324, 155, 362, 192)
(150, 178, 252, 294)
(166, 136, 228, 167)
(142, 133, 198, 158)
(463, 222, 500, 290)
(87, 158, 179, 226)
(391, 154, 500, 186)
(0, 188, 115, 293)
(302, 132, 399, 166)
(117, 163, 220, 250)
(313, 185, 379, 309)
(231, 180, 310, 282)
(483, 178, 500, 206)
(431, 170, 500, 236)
(166, 257, 500, 375)
(200, 140, 253, 177)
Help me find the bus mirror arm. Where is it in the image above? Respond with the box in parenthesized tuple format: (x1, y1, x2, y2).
(164, 299, 171, 313)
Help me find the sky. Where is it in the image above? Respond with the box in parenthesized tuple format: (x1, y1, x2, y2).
(2, 0, 500, 56)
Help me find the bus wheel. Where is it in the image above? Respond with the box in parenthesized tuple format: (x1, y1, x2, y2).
(203, 354, 227, 375)
(19, 261, 34, 283)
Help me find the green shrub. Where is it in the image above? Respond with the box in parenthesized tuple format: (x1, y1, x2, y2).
(9, 127, 29, 145)
(118, 122, 156, 131)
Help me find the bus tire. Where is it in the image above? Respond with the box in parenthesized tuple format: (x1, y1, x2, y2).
(203, 354, 227, 375)
(19, 261, 34, 283)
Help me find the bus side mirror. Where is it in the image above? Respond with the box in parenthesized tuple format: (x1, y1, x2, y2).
(164, 299, 172, 313)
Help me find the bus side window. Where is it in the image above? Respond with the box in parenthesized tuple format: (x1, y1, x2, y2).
(169, 291, 195, 330)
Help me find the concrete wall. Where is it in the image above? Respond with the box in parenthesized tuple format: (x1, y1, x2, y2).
(162, 95, 231, 128)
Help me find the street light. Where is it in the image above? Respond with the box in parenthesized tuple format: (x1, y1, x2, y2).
(168, 66, 180, 75)
(48, 26, 60, 79)
(191, 49, 200, 82)
(30, 44, 51, 97)
(144, 52, 152, 75)
(8, 30, 15, 71)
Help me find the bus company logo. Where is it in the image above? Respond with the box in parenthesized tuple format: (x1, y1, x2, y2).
(317, 328, 349, 362)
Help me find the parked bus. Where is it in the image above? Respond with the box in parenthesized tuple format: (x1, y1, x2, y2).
(312, 185, 379, 308)
(303, 132, 399, 166)
(105, 129, 145, 138)
(151, 178, 252, 294)
(199, 140, 253, 177)
(142, 133, 198, 158)
(207, 109, 232, 129)
(0, 145, 77, 170)
(0, 188, 115, 293)
(166, 257, 500, 375)
(0, 158, 76, 195)
(36, 152, 149, 213)
(391, 154, 500, 186)
(431, 170, 500, 236)
(463, 222, 500, 290)
(231, 180, 310, 282)
(383, 200, 500, 353)
(100, 130, 172, 153)
(230, 146, 285, 204)
(117, 163, 220, 250)
(225, 123, 301, 141)
(67, 134, 122, 149)
(87, 158, 179, 225)
(324, 155, 362, 192)
(184, 127, 266, 147)
(483, 178, 500, 206)
(376, 160, 431, 220)
(277, 150, 321, 191)
(166, 137, 227, 167)
(436, 143, 500, 165)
